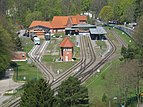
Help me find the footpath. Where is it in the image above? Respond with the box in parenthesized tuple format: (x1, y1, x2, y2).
(0, 69, 23, 105)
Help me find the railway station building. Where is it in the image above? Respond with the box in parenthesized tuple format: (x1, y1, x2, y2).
(89, 26, 107, 40)
(65, 24, 107, 40)
(59, 37, 74, 61)
(27, 15, 87, 39)
(51, 15, 87, 33)
(27, 21, 51, 40)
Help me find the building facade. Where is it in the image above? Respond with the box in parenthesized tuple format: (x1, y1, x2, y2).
(59, 37, 74, 61)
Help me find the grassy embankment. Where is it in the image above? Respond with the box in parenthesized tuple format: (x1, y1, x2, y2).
(13, 38, 42, 82)
(84, 27, 136, 107)
(43, 33, 80, 74)
(95, 40, 107, 56)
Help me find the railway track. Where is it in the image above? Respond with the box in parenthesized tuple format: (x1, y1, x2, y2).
(51, 35, 97, 89)
(29, 41, 55, 83)
(80, 33, 116, 83)
(74, 35, 96, 77)
(1, 97, 21, 107)
(108, 29, 128, 48)
(4, 33, 117, 107)
(80, 27, 131, 82)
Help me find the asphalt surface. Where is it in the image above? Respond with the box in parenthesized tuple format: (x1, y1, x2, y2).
(0, 69, 23, 105)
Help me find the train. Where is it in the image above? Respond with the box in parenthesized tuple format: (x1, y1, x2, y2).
(33, 37, 40, 45)
(30, 34, 40, 45)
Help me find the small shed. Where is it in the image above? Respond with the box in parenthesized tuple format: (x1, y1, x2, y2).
(89, 26, 107, 40)
(11, 51, 27, 61)
(59, 37, 74, 61)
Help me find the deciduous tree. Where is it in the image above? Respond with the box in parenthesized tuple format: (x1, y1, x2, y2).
(98, 6, 113, 22)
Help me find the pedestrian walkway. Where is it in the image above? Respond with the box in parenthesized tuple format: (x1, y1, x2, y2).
(139, 104, 143, 107)
(0, 69, 24, 105)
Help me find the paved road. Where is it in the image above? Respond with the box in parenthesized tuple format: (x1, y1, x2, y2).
(0, 69, 23, 105)
(19, 29, 26, 37)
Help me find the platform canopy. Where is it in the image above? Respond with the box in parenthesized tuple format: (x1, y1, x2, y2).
(72, 23, 96, 28)
(65, 28, 78, 30)
(90, 26, 107, 34)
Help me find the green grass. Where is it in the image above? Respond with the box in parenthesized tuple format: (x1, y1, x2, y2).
(113, 28, 135, 45)
(13, 38, 42, 82)
(43, 55, 80, 74)
(84, 27, 139, 106)
(96, 40, 107, 55)
(13, 62, 42, 82)
(74, 46, 80, 58)
(84, 59, 121, 106)
(67, 36, 80, 58)
(105, 26, 135, 46)
(47, 38, 62, 53)
(20, 37, 34, 53)
(43, 35, 80, 74)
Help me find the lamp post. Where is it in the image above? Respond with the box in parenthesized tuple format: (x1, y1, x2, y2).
(16, 64, 18, 81)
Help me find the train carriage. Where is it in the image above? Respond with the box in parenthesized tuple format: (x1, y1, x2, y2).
(33, 37, 40, 45)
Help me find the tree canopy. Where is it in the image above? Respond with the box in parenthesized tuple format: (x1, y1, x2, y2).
(98, 6, 113, 22)
(0, 23, 12, 77)
(20, 77, 89, 107)
(20, 79, 54, 107)
(56, 76, 89, 107)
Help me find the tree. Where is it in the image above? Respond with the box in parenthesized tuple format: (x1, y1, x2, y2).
(134, 0, 143, 21)
(98, 5, 113, 22)
(0, 0, 8, 15)
(102, 93, 107, 102)
(106, 0, 135, 23)
(121, 45, 138, 60)
(134, 16, 143, 46)
(81, 0, 91, 13)
(25, 10, 44, 27)
(0, 22, 13, 78)
(117, 60, 143, 107)
(56, 76, 89, 107)
(90, 0, 107, 18)
(20, 79, 55, 107)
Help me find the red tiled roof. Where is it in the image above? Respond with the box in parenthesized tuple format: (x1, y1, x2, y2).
(51, 16, 70, 29)
(71, 15, 87, 24)
(60, 37, 74, 47)
(29, 21, 52, 28)
(51, 21, 65, 29)
(71, 17, 78, 25)
(29, 15, 87, 29)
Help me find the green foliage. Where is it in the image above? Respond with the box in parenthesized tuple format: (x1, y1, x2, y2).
(25, 11, 44, 27)
(81, 0, 91, 12)
(121, 45, 137, 60)
(20, 77, 89, 107)
(0, 23, 13, 78)
(98, 5, 113, 22)
(105, 0, 137, 22)
(20, 79, 54, 107)
(134, 0, 143, 21)
(56, 76, 89, 107)
(134, 16, 143, 45)
(4, 0, 143, 25)
(102, 93, 107, 102)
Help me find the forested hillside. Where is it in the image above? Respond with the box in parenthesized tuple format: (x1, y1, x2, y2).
(0, 0, 142, 27)
(0, 0, 143, 78)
